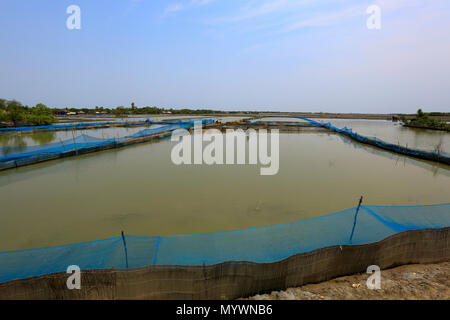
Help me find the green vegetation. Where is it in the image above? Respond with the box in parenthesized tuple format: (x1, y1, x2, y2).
(0, 99, 56, 126)
(2, 99, 262, 125)
(401, 109, 450, 132)
(25, 103, 56, 125)
(54, 103, 261, 116)
(1, 98, 264, 126)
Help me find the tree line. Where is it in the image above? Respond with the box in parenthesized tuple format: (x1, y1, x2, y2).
(400, 109, 450, 132)
(0, 99, 56, 126)
(58, 104, 259, 116)
(0, 99, 261, 126)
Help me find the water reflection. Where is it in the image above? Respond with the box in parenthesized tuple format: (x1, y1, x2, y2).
(0, 132, 56, 157)
(0, 132, 449, 251)
(321, 118, 450, 153)
(335, 133, 450, 178)
(29, 132, 56, 145)
(0, 134, 28, 157)
(0, 125, 161, 157)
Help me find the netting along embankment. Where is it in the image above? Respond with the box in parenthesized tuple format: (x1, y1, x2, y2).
(0, 203, 448, 297)
(0, 119, 214, 171)
(297, 116, 450, 165)
(0, 119, 155, 133)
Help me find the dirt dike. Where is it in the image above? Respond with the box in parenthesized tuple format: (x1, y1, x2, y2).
(243, 262, 450, 300)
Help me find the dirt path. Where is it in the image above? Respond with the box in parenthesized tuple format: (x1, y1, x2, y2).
(244, 262, 450, 300)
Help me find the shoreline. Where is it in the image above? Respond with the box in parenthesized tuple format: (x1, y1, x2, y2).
(244, 261, 450, 300)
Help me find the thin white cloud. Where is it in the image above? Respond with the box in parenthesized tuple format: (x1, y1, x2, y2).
(283, 0, 426, 31)
(212, 0, 314, 23)
(284, 5, 365, 31)
(164, 3, 185, 14)
(374, 0, 422, 11)
(209, 0, 427, 34)
(164, 0, 215, 15)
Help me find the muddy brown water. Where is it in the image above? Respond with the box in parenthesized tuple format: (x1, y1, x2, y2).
(0, 123, 449, 251)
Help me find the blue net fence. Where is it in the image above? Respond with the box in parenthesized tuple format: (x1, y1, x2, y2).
(0, 118, 218, 132)
(297, 116, 450, 165)
(0, 119, 214, 170)
(0, 203, 448, 283)
(0, 120, 154, 132)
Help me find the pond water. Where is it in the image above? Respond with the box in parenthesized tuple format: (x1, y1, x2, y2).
(0, 129, 449, 252)
(9, 117, 445, 154)
(0, 125, 164, 151)
(256, 117, 449, 153)
(0, 117, 247, 156)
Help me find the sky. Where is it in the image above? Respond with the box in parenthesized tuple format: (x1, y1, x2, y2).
(0, 0, 449, 113)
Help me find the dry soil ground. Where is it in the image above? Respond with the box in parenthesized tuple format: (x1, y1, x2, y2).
(244, 262, 450, 300)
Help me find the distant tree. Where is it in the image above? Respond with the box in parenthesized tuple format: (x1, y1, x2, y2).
(6, 100, 25, 123)
(25, 103, 55, 125)
(0, 99, 58, 125)
(417, 109, 427, 118)
(403, 108, 449, 131)
(0, 99, 6, 122)
(112, 106, 128, 116)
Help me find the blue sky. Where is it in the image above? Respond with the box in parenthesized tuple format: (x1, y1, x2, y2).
(0, 0, 449, 113)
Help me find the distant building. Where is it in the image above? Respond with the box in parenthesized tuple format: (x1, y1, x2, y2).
(53, 110, 67, 116)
